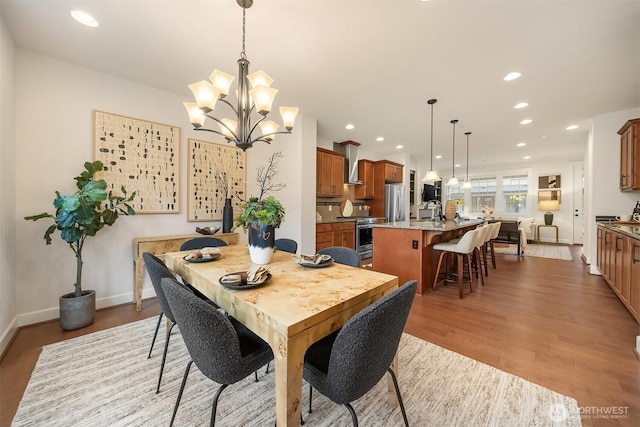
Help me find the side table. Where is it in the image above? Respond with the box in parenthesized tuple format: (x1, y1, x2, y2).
(536, 224, 559, 245)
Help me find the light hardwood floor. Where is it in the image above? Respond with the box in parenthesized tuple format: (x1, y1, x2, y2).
(1, 246, 638, 427)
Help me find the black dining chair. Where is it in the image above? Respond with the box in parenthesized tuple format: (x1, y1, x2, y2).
(318, 246, 361, 268)
(303, 280, 417, 426)
(160, 276, 274, 427)
(275, 238, 298, 254)
(142, 252, 181, 394)
(179, 236, 228, 251)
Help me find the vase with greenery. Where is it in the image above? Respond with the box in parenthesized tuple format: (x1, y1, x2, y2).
(25, 160, 136, 329)
(233, 152, 285, 264)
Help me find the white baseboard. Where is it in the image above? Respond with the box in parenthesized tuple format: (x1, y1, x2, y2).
(0, 288, 158, 356)
(589, 265, 602, 275)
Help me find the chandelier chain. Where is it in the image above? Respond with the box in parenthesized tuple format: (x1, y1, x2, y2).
(241, 2, 247, 59)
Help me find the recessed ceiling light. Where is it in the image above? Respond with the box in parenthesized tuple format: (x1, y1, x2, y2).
(345, 124, 354, 130)
(455, 164, 461, 168)
(520, 119, 533, 125)
(504, 72, 521, 81)
(566, 125, 578, 130)
(71, 10, 99, 27)
(514, 102, 528, 109)
(516, 142, 526, 147)
(376, 136, 384, 142)
(523, 156, 531, 160)
(395, 145, 403, 149)
(435, 155, 442, 159)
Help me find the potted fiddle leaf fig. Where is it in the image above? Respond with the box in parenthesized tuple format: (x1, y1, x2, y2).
(233, 151, 285, 264)
(25, 160, 136, 330)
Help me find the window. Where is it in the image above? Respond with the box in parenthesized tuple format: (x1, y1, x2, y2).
(470, 176, 496, 212)
(502, 174, 528, 214)
(445, 184, 465, 211)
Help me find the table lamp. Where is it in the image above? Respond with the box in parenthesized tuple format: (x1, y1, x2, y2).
(539, 199, 560, 225)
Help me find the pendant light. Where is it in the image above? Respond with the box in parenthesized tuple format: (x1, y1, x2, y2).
(461, 131, 473, 189)
(422, 99, 441, 182)
(446, 119, 460, 186)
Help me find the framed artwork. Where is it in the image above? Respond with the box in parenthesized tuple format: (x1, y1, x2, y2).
(538, 190, 561, 203)
(93, 110, 180, 214)
(187, 138, 246, 222)
(538, 174, 561, 189)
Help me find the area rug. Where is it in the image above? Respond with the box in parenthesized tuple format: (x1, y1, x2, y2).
(493, 243, 573, 261)
(12, 317, 582, 426)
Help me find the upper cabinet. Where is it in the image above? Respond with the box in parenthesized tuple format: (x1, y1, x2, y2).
(354, 159, 374, 199)
(375, 160, 404, 183)
(618, 118, 640, 191)
(316, 147, 345, 197)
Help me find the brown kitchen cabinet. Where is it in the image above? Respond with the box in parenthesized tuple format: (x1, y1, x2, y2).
(354, 159, 374, 199)
(597, 224, 640, 323)
(316, 221, 355, 252)
(374, 160, 403, 183)
(316, 148, 345, 197)
(618, 118, 640, 191)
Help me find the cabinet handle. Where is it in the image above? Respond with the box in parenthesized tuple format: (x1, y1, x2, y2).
(615, 236, 622, 252)
(633, 243, 640, 264)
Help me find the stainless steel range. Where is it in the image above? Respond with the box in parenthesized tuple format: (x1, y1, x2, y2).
(355, 217, 378, 259)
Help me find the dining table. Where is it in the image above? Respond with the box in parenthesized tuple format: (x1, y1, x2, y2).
(164, 244, 400, 427)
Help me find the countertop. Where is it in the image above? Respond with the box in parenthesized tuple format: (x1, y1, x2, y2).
(374, 218, 485, 231)
(597, 221, 640, 240)
(316, 216, 386, 225)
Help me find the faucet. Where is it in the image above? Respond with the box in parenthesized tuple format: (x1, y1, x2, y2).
(427, 200, 443, 221)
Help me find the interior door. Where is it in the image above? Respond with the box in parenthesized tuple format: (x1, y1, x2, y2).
(572, 162, 584, 244)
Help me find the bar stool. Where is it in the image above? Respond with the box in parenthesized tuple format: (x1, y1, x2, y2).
(474, 225, 491, 279)
(432, 228, 479, 299)
(486, 222, 501, 269)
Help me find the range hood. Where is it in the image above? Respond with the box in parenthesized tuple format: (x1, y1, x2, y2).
(334, 140, 363, 185)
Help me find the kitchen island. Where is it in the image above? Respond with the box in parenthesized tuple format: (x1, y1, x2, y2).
(373, 218, 484, 294)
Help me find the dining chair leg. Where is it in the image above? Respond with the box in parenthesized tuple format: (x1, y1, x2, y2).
(308, 383, 313, 413)
(157, 321, 176, 393)
(210, 383, 229, 427)
(170, 359, 193, 427)
(489, 240, 496, 269)
(387, 368, 410, 427)
(147, 312, 164, 359)
(343, 403, 359, 427)
(457, 253, 464, 299)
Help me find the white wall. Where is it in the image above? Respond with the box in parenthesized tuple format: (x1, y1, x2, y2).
(11, 49, 316, 330)
(584, 107, 640, 272)
(0, 11, 18, 354)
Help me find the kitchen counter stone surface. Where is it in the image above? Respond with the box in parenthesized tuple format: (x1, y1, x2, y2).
(597, 222, 640, 240)
(375, 218, 485, 231)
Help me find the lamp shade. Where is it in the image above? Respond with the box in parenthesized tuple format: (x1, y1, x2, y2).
(279, 107, 299, 130)
(247, 70, 274, 88)
(259, 120, 279, 141)
(188, 80, 221, 113)
(461, 180, 473, 189)
(208, 70, 235, 97)
(183, 102, 206, 128)
(218, 118, 238, 139)
(250, 85, 278, 115)
(422, 169, 441, 182)
(538, 200, 560, 211)
(446, 176, 460, 187)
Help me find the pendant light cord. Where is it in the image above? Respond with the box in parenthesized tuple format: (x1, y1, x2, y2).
(450, 119, 458, 175)
(241, 2, 247, 60)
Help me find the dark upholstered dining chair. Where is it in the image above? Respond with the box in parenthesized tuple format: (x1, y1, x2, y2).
(160, 276, 274, 427)
(179, 236, 228, 251)
(275, 238, 298, 254)
(303, 280, 417, 426)
(318, 246, 361, 268)
(142, 252, 181, 394)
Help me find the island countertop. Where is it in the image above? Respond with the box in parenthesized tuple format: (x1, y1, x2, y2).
(374, 218, 485, 231)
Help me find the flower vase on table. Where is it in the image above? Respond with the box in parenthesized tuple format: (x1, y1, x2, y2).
(222, 198, 233, 233)
(248, 222, 275, 264)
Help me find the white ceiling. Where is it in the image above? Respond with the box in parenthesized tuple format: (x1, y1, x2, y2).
(2, 0, 639, 172)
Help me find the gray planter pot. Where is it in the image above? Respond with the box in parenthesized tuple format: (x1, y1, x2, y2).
(59, 290, 96, 331)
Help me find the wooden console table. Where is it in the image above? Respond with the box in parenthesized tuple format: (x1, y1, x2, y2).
(132, 232, 239, 310)
(536, 224, 559, 244)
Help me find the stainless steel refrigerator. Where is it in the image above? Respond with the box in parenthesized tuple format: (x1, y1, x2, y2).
(384, 184, 406, 222)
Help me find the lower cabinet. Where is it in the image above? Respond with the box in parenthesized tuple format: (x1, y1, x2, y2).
(597, 224, 640, 323)
(316, 221, 356, 252)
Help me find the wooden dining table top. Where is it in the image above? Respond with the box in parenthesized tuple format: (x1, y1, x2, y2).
(163, 245, 400, 426)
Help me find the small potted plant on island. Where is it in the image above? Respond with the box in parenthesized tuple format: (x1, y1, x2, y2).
(233, 152, 285, 264)
(25, 160, 136, 330)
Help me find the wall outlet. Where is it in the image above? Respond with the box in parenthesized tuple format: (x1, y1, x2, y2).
(412, 240, 418, 249)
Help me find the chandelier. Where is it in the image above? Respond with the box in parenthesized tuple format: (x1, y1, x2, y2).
(422, 98, 441, 182)
(183, 0, 298, 151)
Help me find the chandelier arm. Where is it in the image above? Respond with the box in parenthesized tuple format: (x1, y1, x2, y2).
(219, 98, 239, 116)
(251, 130, 292, 143)
(203, 113, 240, 141)
(249, 138, 272, 145)
(249, 114, 266, 137)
